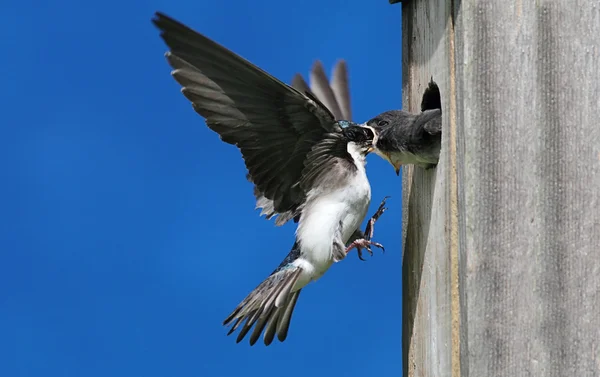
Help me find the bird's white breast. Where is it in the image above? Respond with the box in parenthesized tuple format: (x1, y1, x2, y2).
(293, 142, 371, 287)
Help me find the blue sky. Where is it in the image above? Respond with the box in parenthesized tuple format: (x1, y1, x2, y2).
(2, 1, 403, 376)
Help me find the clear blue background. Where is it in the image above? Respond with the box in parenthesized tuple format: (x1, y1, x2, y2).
(2, 1, 403, 376)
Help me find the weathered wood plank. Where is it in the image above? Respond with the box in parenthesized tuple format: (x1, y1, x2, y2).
(402, 0, 600, 376)
(401, 1, 457, 377)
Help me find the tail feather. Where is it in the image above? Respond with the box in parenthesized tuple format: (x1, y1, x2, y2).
(226, 317, 243, 335)
(275, 269, 300, 307)
(261, 290, 301, 345)
(249, 306, 274, 345)
(235, 309, 260, 343)
(224, 267, 303, 346)
(263, 305, 282, 345)
(276, 290, 301, 342)
(234, 274, 290, 343)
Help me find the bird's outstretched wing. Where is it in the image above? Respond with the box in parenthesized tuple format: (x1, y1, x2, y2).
(153, 12, 346, 221)
(250, 60, 354, 225)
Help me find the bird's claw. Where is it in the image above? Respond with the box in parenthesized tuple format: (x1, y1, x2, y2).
(345, 239, 385, 261)
(346, 196, 389, 261)
(364, 196, 389, 241)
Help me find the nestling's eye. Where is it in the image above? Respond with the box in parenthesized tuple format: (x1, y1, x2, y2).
(377, 120, 389, 127)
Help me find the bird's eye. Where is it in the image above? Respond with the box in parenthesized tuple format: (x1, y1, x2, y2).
(377, 120, 389, 127)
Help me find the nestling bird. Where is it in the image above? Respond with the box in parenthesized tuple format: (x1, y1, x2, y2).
(152, 12, 388, 346)
(364, 80, 442, 174)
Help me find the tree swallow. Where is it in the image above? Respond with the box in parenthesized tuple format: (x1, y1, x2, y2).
(152, 12, 387, 346)
(364, 79, 442, 174)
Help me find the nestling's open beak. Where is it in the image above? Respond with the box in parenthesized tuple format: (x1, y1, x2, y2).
(380, 151, 402, 176)
(366, 146, 374, 154)
(393, 161, 402, 176)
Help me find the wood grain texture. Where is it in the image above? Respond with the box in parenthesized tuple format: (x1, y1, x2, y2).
(401, 1, 457, 377)
(403, 0, 600, 376)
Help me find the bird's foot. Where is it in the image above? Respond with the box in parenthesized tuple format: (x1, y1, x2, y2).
(364, 196, 389, 240)
(345, 239, 385, 261)
(346, 196, 389, 261)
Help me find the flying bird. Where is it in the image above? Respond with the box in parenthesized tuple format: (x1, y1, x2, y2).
(364, 80, 442, 174)
(288, 61, 387, 258)
(152, 12, 387, 346)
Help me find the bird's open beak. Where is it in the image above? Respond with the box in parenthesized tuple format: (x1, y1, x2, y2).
(393, 162, 402, 176)
(366, 146, 374, 154)
(381, 151, 402, 176)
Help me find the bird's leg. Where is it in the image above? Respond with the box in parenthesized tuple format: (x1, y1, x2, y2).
(364, 196, 389, 241)
(345, 196, 389, 260)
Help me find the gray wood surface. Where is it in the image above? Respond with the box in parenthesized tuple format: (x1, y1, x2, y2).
(401, 1, 600, 376)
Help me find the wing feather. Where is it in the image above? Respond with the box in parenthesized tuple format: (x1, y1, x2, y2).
(251, 60, 355, 224)
(153, 12, 340, 218)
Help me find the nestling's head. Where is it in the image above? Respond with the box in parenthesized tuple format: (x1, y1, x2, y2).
(363, 111, 408, 174)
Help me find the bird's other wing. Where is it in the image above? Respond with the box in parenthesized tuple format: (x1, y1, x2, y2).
(418, 109, 442, 135)
(153, 12, 342, 222)
(291, 60, 353, 121)
(419, 79, 442, 135)
(309, 61, 344, 120)
(291, 74, 312, 97)
(330, 60, 352, 121)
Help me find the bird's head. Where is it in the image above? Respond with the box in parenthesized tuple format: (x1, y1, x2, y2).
(341, 125, 375, 156)
(362, 111, 408, 175)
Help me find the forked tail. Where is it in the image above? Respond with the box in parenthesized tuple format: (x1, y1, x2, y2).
(223, 260, 304, 346)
